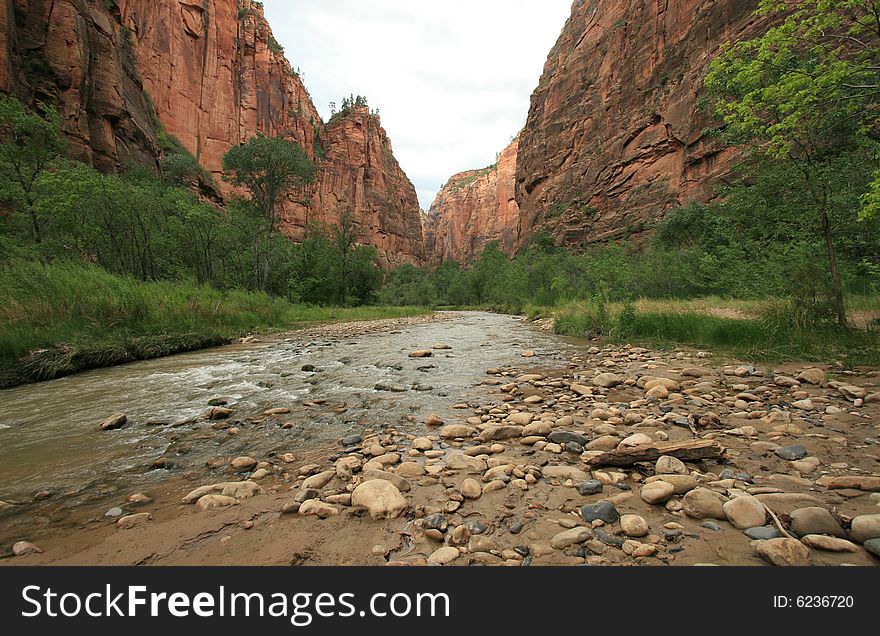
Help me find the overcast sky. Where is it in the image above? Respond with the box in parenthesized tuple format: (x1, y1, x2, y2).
(262, 1, 573, 210)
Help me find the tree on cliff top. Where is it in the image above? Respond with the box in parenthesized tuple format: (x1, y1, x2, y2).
(705, 0, 880, 326)
(222, 134, 315, 291)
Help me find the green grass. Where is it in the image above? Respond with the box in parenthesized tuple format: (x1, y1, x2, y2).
(0, 260, 429, 387)
(545, 297, 880, 366)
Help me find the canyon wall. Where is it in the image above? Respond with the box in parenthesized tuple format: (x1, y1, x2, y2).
(514, 0, 769, 247)
(1, 0, 161, 171)
(2, 0, 423, 266)
(425, 137, 520, 265)
(280, 106, 425, 268)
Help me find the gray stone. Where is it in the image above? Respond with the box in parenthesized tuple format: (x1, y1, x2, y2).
(548, 431, 590, 446)
(775, 445, 808, 461)
(341, 434, 363, 447)
(864, 538, 880, 558)
(423, 513, 448, 532)
(745, 526, 783, 541)
(581, 501, 619, 524)
(294, 488, 322, 503)
(576, 480, 603, 496)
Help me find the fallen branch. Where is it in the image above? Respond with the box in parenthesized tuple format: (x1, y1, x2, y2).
(583, 439, 725, 467)
(762, 503, 797, 540)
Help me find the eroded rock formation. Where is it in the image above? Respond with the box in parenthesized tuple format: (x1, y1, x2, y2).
(425, 137, 520, 264)
(2, 0, 423, 266)
(1, 0, 161, 171)
(514, 0, 769, 247)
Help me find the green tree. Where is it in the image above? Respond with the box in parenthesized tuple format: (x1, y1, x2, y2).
(0, 97, 65, 244)
(331, 207, 360, 304)
(222, 134, 315, 291)
(705, 0, 880, 325)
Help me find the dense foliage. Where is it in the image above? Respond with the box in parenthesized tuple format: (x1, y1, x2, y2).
(380, 152, 880, 314)
(705, 0, 880, 323)
(0, 96, 383, 306)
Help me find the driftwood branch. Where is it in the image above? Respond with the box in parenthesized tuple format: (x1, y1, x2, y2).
(584, 439, 725, 468)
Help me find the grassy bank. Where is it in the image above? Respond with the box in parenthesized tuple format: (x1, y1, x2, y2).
(539, 296, 880, 366)
(0, 260, 430, 388)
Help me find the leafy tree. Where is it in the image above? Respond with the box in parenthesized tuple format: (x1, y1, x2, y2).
(222, 134, 315, 291)
(0, 96, 65, 243)
(705, 0, 880, 325)
(331, 208, 361, 304)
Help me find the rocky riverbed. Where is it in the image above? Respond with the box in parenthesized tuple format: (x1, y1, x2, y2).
(2, 314, 879, 566)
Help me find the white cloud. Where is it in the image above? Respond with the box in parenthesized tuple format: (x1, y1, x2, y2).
(262, 0, 573, 209)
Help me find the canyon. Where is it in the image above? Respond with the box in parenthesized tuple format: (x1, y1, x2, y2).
(427, 0, 770, 262)
(424, 137, 520, 265)
(1, 0, 424, 266)
(2, 0, 773, 267)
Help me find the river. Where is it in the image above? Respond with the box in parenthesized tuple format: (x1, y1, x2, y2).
(0, 312, 579, 538)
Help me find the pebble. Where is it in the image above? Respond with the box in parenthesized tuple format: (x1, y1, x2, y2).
(231, 456, 258, 471)
(427, 547, 460, 565)
(850, 514, 880, 543)
(789, 507, 845, 538)
(580, 501, 619, 524)
(461, 479, 482, 500)
(722, 495, 767, 530)
(655, 455, 688, 475)
(682, 488, 727, 520)
(800, 535, 859, 553)
(98, 413, 127, 431)
(351, 480, 407, 520)
(299, 500, 340, 518)
(116, 512, 153, 528)
(620, 514, 649, 538)
(774, 445, 808, 461)
(12, 541, 43, 557)
(550, 527, 592, 549)
(640, 481, 675, 504)
(754, 538, 812, 566)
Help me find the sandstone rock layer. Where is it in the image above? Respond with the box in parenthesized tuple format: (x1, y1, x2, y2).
(3, 0, 423, 266)
(425, 137, 520, 264)
(514, 0, 769, 247)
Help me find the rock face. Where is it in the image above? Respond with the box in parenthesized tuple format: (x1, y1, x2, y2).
(280, 106, 425, 267)
(513, 0, 769, 248)
(1, 0, 162, 172)
(424, 137, 520, 264)
(3, 0, 423, 266)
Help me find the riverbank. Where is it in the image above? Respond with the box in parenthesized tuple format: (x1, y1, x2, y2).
(523, 297, 880, 367)
(2, 313, 878, 566)
(0, 260, 432, 388)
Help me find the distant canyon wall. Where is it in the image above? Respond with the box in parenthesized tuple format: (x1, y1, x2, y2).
(424, 137, 520, 265)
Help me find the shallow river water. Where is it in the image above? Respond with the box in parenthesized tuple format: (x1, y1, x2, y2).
(0, 312, 579, 524)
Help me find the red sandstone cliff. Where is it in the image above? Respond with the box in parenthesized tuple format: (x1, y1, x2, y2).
(1, 0, 161, 171)
(425, 137, 520, 264)
(2, 0, 423, 265)
(281, 106, 425, 268)
(514, 0, 769, 247)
